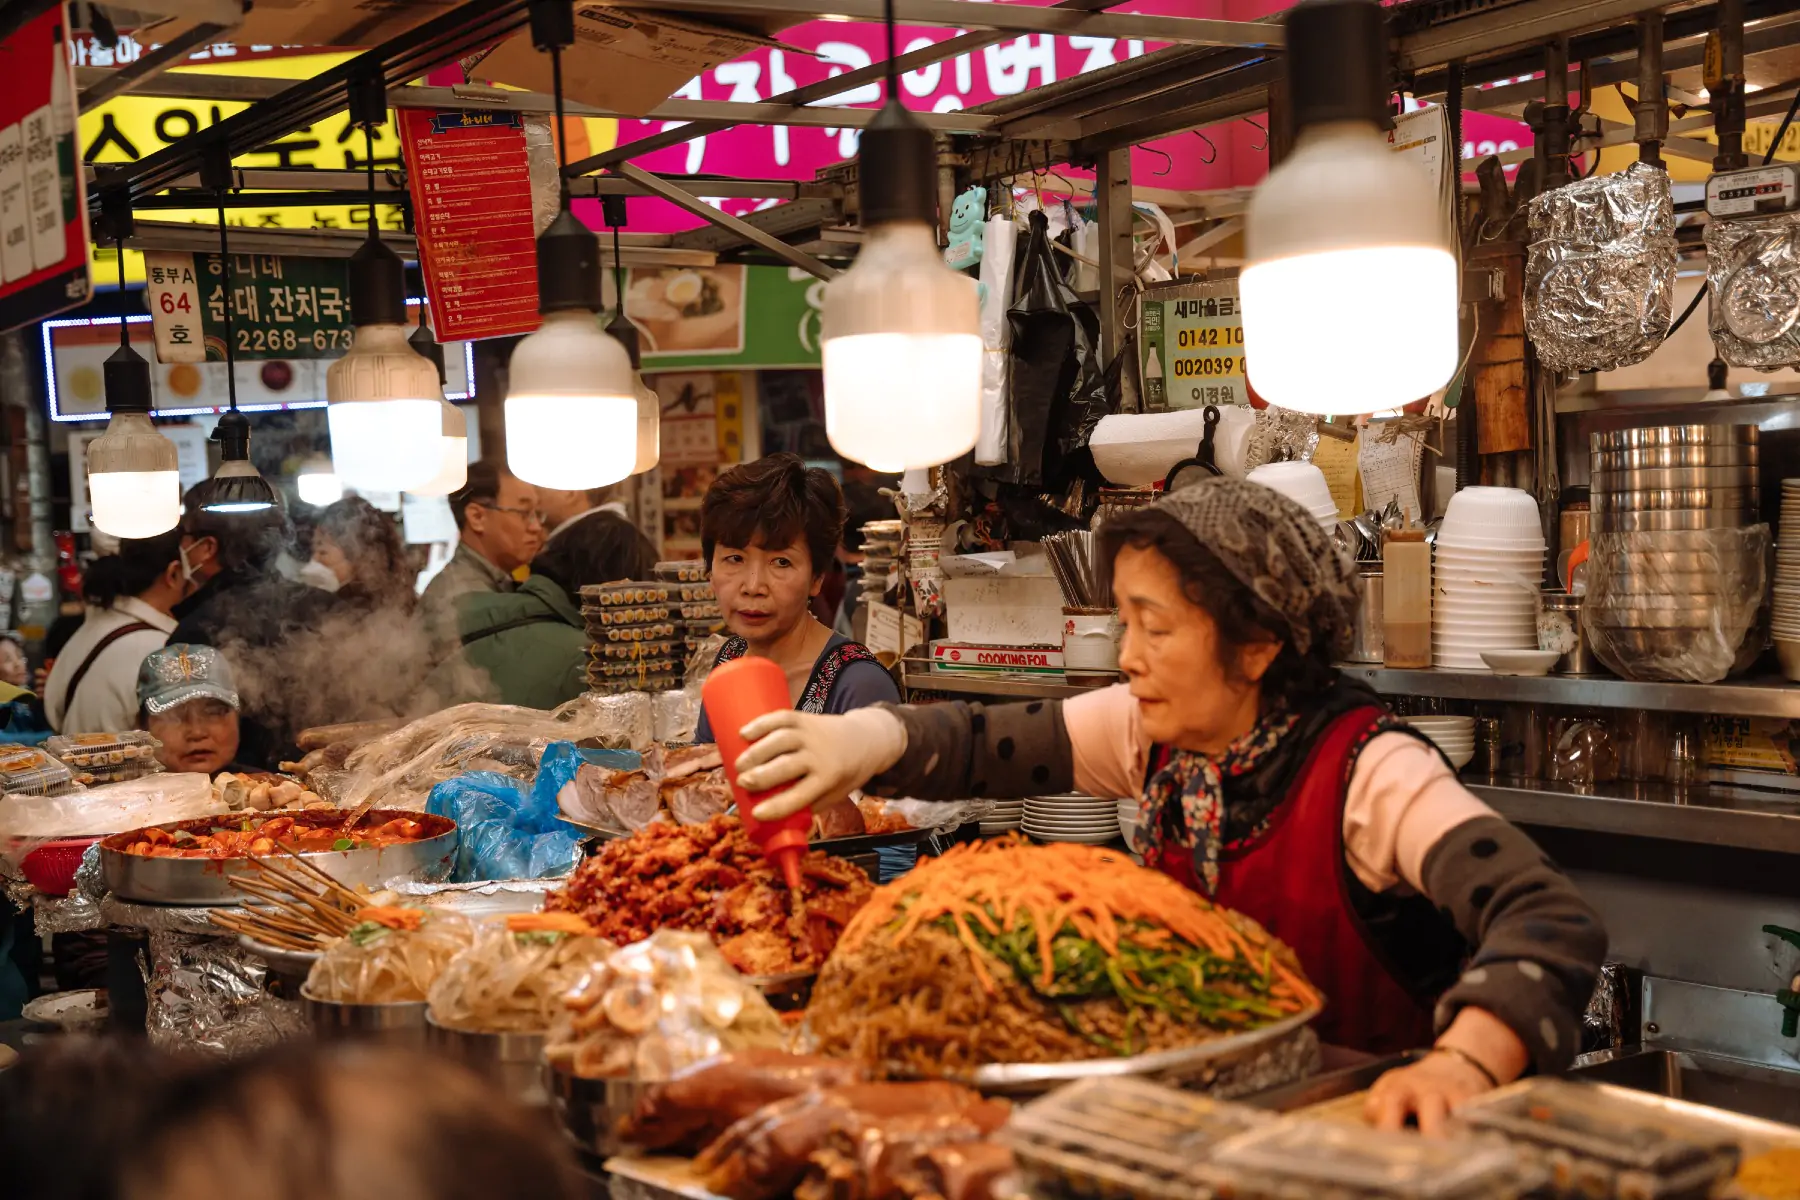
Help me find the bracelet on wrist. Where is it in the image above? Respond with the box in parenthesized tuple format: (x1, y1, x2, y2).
(1431, 1043, 1501, 1089)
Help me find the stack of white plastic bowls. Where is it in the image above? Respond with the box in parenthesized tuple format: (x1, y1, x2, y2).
(1434, 486, 1546, 670)
(1777, 479, 1800, 679)
(978, 798, 1024, 837)
(1246, 461, 1340, 533)
(1406, 715, 1475, 770)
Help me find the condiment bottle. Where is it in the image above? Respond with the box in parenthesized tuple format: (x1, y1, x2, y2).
(1382, 526, 1432, 668)
(701, 655, 808, 890)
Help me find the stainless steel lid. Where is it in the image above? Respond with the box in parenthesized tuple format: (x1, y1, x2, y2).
(1593, 508, 1759, 532)
(1589, 465, 1759, 492)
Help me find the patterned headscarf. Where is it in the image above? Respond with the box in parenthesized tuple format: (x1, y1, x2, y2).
(1150, 477, 1357, 657)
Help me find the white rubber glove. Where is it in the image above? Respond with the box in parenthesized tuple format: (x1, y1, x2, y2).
(733, 707, 908, 820)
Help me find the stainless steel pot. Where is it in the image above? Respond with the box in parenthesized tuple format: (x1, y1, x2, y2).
(545, 1068, 653, 1156)
(1538, 594, 1598, 674)
(99, 809, 458, 905)
(426, 1016, 548, 1107)
(1591, 425, 1759, 452)
(1348, 570, 1384, 663)
(1599, 568, 1732, 596)
(1591, 465, 1758, 492)
(301, 989, 429, 1049)
(1593, 509, 1760, 533)
(1592, 445, 1759, 471)
(1590, 486, 1758, 512)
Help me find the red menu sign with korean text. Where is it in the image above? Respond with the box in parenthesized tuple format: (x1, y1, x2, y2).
(398, 108, 540, 340)
(0, 5, 91, 333)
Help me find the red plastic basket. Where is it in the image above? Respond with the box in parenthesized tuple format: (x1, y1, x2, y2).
(20, 837, 99, 897)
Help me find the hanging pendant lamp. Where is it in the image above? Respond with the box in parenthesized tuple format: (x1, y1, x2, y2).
(198, 194, 280, 516)
(326, 84, 444, 491)
(87, 217, 181, 539)
(1240, 0, 1457, 415)
(505, 0, 637, 490)
(297, 453, 344, 507)
(820, 0, 980, 472)
(405, 308, 469, 497)
(602, 197, 660, 475)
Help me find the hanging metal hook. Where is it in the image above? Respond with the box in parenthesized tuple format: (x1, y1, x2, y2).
(1140, 143, 1173, 177)
(1242, 117, 1267, 152)
(1193, 130, 1217, 164)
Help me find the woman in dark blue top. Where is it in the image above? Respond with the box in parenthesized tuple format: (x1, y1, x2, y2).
(693, 453, 898, 743)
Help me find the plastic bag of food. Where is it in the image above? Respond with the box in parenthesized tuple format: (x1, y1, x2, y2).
(0, 773, 221, 867)
(543, 929, 787, 1081)
(427, 912, 614, 1033)
(425, 771, 584, 882)
(867, 796, 996, 836)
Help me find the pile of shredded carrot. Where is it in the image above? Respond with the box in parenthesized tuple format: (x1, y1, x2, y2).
(837, 836, 1319, 1011)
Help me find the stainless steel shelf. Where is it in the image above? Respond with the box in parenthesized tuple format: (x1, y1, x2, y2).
(1341, 666, 1800, 720)
(1467, 779, 1800, 854)
(900, 665, 1117, 701)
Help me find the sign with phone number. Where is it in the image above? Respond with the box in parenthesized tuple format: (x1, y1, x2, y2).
(144, 250, 355, 363)
(1139, 280, 1247, 411)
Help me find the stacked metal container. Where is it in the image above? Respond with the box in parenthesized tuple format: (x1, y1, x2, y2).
(1584, 425, 1767, 681)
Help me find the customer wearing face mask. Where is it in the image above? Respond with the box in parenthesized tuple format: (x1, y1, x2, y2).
(137, 645, 246, 776)
(44, 530, 187, 735)
(421, 461, 545, 655)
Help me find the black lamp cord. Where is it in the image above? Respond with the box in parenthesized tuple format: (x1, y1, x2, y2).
(115, 233, 128, 350)
(1765, 88, 1800, 166)
(216, 191, 238, 413)
(365, 122, 378, 240)
(551, 43, 570, 209)
(884, 0, 897, 95)
(612, 221, 625, 320)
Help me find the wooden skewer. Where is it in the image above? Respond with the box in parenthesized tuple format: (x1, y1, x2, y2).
(227, 878, 354, 931)
(208, 911, 327, 949)
(268, 849, 369, 910)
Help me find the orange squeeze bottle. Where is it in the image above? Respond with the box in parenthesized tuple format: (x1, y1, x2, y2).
(703, 655, 808, 890)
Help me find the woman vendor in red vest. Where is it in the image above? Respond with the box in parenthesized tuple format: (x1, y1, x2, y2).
(726, 477, 1606, 1133)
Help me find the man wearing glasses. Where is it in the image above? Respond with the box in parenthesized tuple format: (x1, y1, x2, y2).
(423, 460, 546, 655)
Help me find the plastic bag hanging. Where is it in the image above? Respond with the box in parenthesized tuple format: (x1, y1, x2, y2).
(1000, 210, 1109, 487)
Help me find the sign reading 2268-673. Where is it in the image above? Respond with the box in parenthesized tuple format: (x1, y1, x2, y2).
(1138, 279, 1247, 411)
(143, 250, 354, 363)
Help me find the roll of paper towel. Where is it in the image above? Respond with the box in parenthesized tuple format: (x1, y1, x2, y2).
(1090, 407, 1257, 486)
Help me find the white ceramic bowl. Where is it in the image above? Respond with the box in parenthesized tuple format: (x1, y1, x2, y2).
(1247, 461, 1337, 514)
(1441, 486, 1543, 536)
(1407, 717, 1475, 730)
(1481, 648, 1561, 676)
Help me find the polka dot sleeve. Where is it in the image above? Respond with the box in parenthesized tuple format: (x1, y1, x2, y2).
(863, 700, 1075, 801)
(1420, 815, 1609, 1074)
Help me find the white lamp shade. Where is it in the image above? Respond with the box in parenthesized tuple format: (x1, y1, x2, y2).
(325, 322, 446, 490)
(1241, 120, 1458, 416)
(297, 469, 344, 507)
(406, 401, 470, 497)
(86, 411, 181, 537)
(634, 378, 660, 474)
(822, 221, 981, 471)
(505, 310, 639, 489)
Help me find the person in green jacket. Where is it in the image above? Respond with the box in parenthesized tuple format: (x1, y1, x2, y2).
(421, 508, 654, 710)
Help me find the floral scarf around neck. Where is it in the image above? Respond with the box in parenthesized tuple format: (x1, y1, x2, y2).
(1134, 705, 1302, 896)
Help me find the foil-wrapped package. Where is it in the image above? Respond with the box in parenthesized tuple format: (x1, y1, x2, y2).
(1525, 161, 1677, 372)
(1706, 210, 1800, 369)
(1243, 405, 1320, 473)
(143, 930, 307, 1058)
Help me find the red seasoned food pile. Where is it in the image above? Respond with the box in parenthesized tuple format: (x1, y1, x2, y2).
(544, 814, 873, 975)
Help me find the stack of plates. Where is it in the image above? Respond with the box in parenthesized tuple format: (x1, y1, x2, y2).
(1406, 716, 1475, 771)
(1022, 794, 1118, 845)
(1434, 487, 1545, 670)
(1777, 481, 1800, 680)
(979, 799, 1024, 837)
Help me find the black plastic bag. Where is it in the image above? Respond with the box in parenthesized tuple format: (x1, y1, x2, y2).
(996, 210, 1110, 488)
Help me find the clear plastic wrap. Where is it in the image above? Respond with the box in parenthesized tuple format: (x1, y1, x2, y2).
(1707, 209, 1800, 369)
(0, 773, 220, 865)
(1526, 161, 1677, 373)
(1582, 525, 1769, 682)
(337, 695, 654, 811)
(1201, 1116, 1541, 1200)
(866, 796, 995, 836)
(143, 929, 308, 1058)
(543, 929, 788, 1080)
(45, 730, 163, 785)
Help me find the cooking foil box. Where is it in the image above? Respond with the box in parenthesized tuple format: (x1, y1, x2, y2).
(1706, 208, 1800, 369)
(1525, 162, 1677, 373)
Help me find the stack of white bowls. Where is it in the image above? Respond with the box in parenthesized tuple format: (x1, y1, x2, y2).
(1434, 486, 1546, 670)
(1406, 715, 1475, 770)
(1022, 794, 1118, 845)
(1247, 461, 1340, 533)
(979, 798, 1024, 837)
(1116, 799, 1140, 847)
(1777, 480, 1800, 679)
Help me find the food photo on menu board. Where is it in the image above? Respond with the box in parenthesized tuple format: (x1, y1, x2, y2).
(624, 265, 747, 354)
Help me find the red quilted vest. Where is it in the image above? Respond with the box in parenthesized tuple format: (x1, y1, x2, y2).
(1152, 706, 1437, 1055)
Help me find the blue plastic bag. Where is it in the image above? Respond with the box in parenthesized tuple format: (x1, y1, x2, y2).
(530, 742, 642, 824)
(426, 769, 583, 882)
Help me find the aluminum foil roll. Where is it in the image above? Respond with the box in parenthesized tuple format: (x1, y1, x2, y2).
(1525, 161, 1677, 372)
(1706, 210, 1800, 368)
